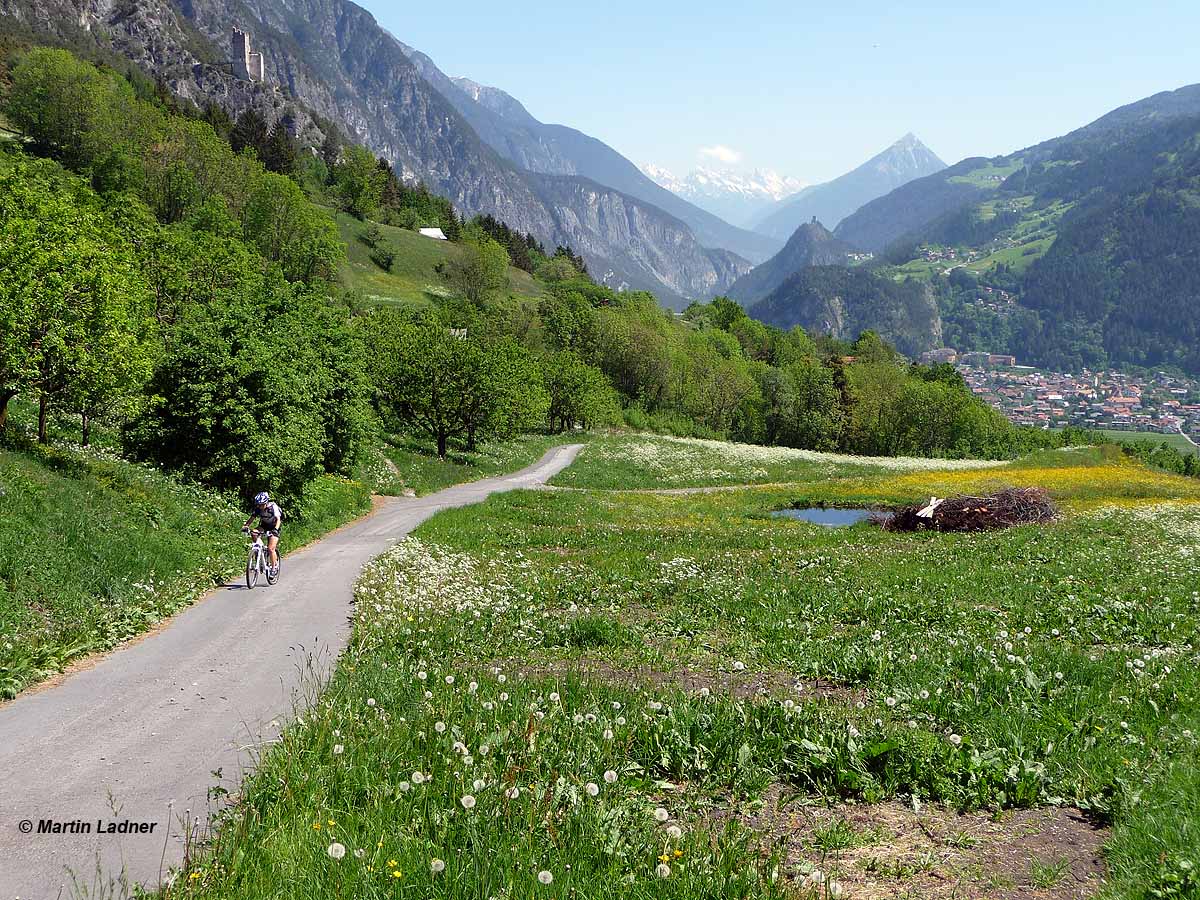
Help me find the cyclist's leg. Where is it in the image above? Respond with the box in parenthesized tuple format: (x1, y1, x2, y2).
(267, 532, 280, 568)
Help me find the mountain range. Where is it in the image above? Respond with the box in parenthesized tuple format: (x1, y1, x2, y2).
(4, 0, 1199, 374)
(750, 134, 947, 240)
(393, 44, 781, 266)
(753, 83, 1200, 375)
(639, 164, 806, 227)
(834, 86, 1200, 254)
(0, 0, 767, 306)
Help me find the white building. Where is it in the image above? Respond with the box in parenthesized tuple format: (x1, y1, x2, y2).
(418, 227, 448, 241)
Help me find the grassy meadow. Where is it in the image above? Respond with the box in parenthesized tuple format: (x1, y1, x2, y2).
(337, 214, 543, 308)
(172, 435, 1200, 900)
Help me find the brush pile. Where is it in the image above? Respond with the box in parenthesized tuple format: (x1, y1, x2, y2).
(880, 487, 1057, 532)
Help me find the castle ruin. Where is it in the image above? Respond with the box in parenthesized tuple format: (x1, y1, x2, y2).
(231, 29, 265, 83)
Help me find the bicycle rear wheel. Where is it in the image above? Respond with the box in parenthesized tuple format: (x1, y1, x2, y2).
(246, 548, 260, 589)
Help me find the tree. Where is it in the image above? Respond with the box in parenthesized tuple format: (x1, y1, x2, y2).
(0, 162, 153, 440)
(259, 123, 298, 175)
(6, 48, 135, 168)
(319, 128, 342, 174)
(360, 311, 460, 457)
(543, 352, 619, 432)
(124, 280, 338, 502)
(442, 228, 510, 306)
(538, 290, 597, 354)
(709, 295, 746, 331)
(241, 172, 342, 284)
(778, 357, 844, 450)
(359, 312, 546, 457)
(229, 109, 269, 159)
(333, 146, 386, 220)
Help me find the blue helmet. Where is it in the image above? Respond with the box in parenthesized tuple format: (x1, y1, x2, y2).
(254, 491, 270, 506)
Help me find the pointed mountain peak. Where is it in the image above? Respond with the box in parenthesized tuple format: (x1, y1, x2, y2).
(874, 133, 946, 169)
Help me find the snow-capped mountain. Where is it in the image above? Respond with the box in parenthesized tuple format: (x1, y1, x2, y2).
(641, 164, 807, 227)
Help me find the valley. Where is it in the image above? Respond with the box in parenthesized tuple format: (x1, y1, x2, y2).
(2, 6, 1200, 899)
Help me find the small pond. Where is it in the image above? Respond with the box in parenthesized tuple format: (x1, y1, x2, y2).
(770, 507, 876, 528)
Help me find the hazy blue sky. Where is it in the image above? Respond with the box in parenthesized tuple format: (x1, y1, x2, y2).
(361, 0, 1199, 184)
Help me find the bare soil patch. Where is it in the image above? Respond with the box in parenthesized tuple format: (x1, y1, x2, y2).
(727, 786, 1106, 899)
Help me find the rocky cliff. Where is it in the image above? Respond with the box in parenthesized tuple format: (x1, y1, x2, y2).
(0, 0, 748, 303)
(727, 221, 858, 306)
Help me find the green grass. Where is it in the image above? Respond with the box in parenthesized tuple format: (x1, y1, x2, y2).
(1094, 429, 1199, 456)
(0, 402, 372, 699)
(0, 439, 243, 699)
(336, 213, 543, 307)
(379, 432, 585, 496)
(549, 433, 1007, 491)
(947, 159, 1026, 187)
(171, 435, 1200, 898)
(962, 236, 1055, 275)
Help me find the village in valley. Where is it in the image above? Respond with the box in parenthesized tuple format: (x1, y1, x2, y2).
(920, 347, 1200, 442)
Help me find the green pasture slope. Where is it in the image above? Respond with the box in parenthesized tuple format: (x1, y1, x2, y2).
(336, 214, 543, 308)
(177, 434, 1200, 900)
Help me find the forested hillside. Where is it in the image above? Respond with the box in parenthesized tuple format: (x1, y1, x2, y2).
(0, 0, 752, 305)
(727, 222, 858, 306)
(831, 83, 1200, 374)
(0, 47, 1063, 496)
(748, 267, 942, 359)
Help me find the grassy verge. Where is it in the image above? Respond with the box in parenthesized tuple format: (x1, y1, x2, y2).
(0, 439, 242, 699)
(378, 432, 585, 496)
(0, 414, 371, 699)
(172, 437, 1200, 899)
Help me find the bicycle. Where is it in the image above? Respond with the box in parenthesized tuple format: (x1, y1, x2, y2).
(243, 528, 281, 589)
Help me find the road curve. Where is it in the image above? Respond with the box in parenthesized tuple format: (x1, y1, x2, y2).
(0, 444, 582, 899)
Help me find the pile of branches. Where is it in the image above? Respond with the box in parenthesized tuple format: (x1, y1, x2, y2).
(880, 487, 1058, 532)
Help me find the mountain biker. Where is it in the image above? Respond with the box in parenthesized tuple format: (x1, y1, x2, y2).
(243, 491, 282, 574)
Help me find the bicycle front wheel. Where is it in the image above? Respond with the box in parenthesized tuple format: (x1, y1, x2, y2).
(246, 549, 260, 589)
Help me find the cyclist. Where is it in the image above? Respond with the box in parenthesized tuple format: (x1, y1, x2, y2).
(242, 491, 282, 575)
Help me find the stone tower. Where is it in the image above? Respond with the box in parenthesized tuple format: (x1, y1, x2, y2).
(231, 28, 264, 82)
(231, 28, 251, 80)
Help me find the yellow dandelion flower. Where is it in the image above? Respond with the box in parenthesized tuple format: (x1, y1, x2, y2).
(391, 869, 403, 878)
(388, 859, 398, 867)
(312, 822, 321, 830)
(659, 853, 671, 863)
(674, 849, 683, 857)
